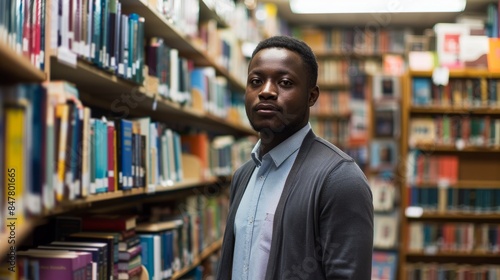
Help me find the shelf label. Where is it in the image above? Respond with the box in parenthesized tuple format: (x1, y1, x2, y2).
(405, 206, 424, 218)
(57, 47, 77, 68)
(432, 66, 450, 86)
(437, 179, 450, 189)
(455, 139, 465, 150)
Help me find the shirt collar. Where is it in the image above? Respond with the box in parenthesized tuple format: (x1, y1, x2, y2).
(251, 123, 311, 167)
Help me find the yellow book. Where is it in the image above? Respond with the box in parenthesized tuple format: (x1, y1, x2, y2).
(55, 104, 69, 202)
(5, 106, 26, 224)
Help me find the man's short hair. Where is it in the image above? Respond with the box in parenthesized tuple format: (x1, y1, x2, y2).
(251, 35, 318, 88)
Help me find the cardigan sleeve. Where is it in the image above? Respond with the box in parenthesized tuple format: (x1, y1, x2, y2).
(318, 160, 374, 279)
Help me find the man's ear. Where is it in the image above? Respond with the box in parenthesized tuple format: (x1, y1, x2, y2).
(308, 85, 320, 107)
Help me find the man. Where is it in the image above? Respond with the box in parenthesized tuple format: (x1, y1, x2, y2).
(217, 35, 373, 280)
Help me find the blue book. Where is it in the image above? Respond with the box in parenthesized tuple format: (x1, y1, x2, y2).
(128, 13, 140, 80)
(25, 84, 45, 214)
(173, 131, 182, 182)
(117, 119, 133, 190)
(96, 120, 108, 193)
(93, 0, 102, 64)
(412, 78, 432, 106)
(139, 235, 155, 280)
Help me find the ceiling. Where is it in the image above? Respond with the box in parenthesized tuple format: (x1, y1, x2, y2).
(259, 0, 495, 31)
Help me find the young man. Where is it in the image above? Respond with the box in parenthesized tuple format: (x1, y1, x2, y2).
(217, 36, 373, 280)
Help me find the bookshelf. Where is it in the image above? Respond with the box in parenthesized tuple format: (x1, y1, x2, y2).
(0, 41, 46, 82)
(1, 0, 258, 278)
(49, 58, 254, 136)
(400, 69, 500, 279)
(119, 0, 246, 89)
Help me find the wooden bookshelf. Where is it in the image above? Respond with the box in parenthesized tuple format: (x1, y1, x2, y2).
(0, 219, 35, 262)
(412, 180, 500, 188)
(172, 238, 223, 280)
(0, 177, 219, 258)
(318, 82, 350, 90)
(410, 106, 500, 115)
(400, 70, 500, 279)
(314, 51, 404, 59)
(406, 252, 500, 258)
(0, 41, 46, 83)
(410, 144, 500, 152)
(1, 0, 253, 277)
(407, 212, 500, 220)
(410, 69, 500, 79)
(199, 0, 229, 28)
(119, 0, 245, 91)
(310, 112, 351, 119)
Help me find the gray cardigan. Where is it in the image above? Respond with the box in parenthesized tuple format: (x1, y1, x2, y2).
(216, 131, 374, 280)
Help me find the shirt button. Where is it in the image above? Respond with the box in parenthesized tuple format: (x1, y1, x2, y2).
(259, 176, 264, 180)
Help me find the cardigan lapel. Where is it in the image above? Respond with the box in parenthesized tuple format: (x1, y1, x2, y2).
(264, 130, 317, 280)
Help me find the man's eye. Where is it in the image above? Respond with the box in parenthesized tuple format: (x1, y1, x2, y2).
(280, 80, 293, 86)
(250, 79, 262, 85)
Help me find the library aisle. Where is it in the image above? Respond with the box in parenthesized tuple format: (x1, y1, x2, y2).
(1, 0, 500, 279)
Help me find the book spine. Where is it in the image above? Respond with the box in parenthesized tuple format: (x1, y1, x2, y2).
(107, 122, 115, 192)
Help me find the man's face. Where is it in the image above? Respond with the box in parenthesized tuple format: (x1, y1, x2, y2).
(245, 47, 318, 135)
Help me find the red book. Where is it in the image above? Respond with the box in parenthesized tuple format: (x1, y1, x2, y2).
(82, 215, 137, 231)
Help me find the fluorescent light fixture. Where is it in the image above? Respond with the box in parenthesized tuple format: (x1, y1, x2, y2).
(290, 0, 466, 14)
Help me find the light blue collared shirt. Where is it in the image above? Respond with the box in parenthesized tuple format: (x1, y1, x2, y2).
(232, 124, 311, 280)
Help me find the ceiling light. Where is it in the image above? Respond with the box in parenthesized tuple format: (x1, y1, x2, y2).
(290, 0, 466, 14)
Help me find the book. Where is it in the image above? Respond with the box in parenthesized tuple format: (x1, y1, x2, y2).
(373, 104, 399, 138)
(118, 244, 141, 261)
(4, 89, 29, 223)
(370, 178, 396, 212)
(373, 213, 399, 249)
(32, 247, 99, 280)
(372, 74, 400, 101)
(50, 240, 108, 280)
(371, 251, 398, 280)
(412, 78, 432, 106)
(488, 38, 500, 73)
(17, 250, 86, 280)
(115, 119, 133, 190)
(82, 214, 137, 232)
(434, 23, 470, 69)
(107, 121, 116, 192)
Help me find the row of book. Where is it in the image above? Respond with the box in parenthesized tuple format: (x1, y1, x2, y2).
(405, 263, 500, 280)
(292, 27, 411, 55)
(146, 38, 192, 104)
(3, 190, 228, 280)
(407, 222, 500, 254)
(407, 187, 500, 214)
(412, 77, 500, 107)
(146, 37, 248, 115)
(198, 19, 247, 85)
(190, 67, 238, 119)
(50, 0, 146, 84)
(0, 82, 253, 228)
(317, 59, 350, 85)
(406, 152, 459, 186)
(0, 0, 45, 70)
(409, 116, 500, 148)
(310, 90, 351, 116)
(153, 0, 199, 39)
(309, 118, 349, 147)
